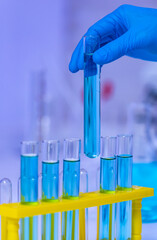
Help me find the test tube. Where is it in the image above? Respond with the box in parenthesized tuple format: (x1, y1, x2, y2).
(41, 140, 59, 240)
(62, 138, 81, 240)
(84, 35, 101, 158)
(98, 136, 117, 240)
(0, 178, 12, 204)
(20, 141, 39, 240)
(80, 169, 88, 240)
(0, 178, 12, 240)
(116, 135, 133, 240)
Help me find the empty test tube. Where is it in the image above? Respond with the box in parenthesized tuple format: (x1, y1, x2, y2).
(0, 178, 12, 204)
(98, 136, 117, 240)
(0, 178, 12, 240)
(41, 140, 59, 240)
(84, 35, 101, 158)
(62, 138, 81, 240)
(117, 135, 133, 240)
(20, 141, 39, 240)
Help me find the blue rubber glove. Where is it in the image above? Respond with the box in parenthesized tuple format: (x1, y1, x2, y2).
(69, 4, 157, 73)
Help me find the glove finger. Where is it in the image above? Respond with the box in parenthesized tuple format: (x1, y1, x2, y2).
(86, 7, 126, 38)
(93, 31, 132, 64)
(69, 38, 83, 73)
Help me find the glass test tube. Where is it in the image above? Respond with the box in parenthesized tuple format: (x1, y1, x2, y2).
(84, 35, 101, 158)
(80, 169, 88, 240)
(0, 179, 12, 240)
(0, 178, 12, 204)
(41, 140, 59, 240)
(117, 135, 133, 240)
(99, 137, 117, 240)
(62, 138, 81, 240)
(21, 141, 39, 240)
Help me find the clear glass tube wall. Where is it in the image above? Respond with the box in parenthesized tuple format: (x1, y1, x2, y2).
(99, 136, 117, 240)
(80, 168, 88, 240)
(84, 35, 101, 158)
(117, 135, 133, 240)
(20, 141, 39, 240)
(41, 140, 59, 240)
(0, 178, 12, 204)
(62, 138, 81, 240)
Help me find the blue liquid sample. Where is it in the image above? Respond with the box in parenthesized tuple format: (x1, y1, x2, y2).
(117, 155, 133, 240)
(133, 162, 157, 223)
(42, 161, 59, 240)
(21, 154, 38, 240)
(62, 160, 80, 240)
(99, 157, 116, 240)
(84, 52, 100, 158)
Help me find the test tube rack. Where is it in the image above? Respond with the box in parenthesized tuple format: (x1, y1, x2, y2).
(0, 186, 153, 240)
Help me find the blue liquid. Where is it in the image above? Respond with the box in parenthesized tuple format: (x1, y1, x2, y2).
(62, 160, 80, 240)
(42, 161, 59, 240)
(99, 157, 116, 240)
(21, 154, 38, 240)
(84, 52, 100, 158)
(117, 155, 133, 240)
(133, 162, 157, 223)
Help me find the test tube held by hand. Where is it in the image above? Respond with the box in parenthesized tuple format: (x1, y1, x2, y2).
(84, 35, 101, 158)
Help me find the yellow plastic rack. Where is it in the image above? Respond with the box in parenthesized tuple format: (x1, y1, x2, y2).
(0, 186, 154, 240)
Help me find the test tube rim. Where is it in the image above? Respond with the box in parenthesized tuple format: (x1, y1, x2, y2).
(83, 34, 101, 55)
(21, 141, 39, 156)
(64, 138, 81, 143)
(42, 140, 60, 162)
(100, 136, 117, 158)
(42, 139, 60, 144)
(64, 138, 81, 161)
(21, 140, 39, 145)
(101, 136, 117, 140)
(117, 134, 133, 139)
(117, 134, 133, 156)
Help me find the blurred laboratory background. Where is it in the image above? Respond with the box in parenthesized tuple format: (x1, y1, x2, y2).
(0, 0, 157, 239)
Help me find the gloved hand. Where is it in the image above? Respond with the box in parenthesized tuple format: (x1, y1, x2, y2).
(69, 4, 157, 73)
